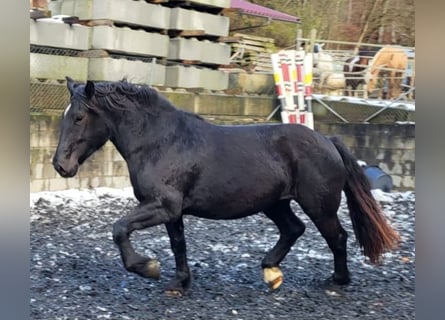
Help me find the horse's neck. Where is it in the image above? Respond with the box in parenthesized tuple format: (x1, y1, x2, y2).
(109, 107, 204, 161)
(109, 107, 178, 160)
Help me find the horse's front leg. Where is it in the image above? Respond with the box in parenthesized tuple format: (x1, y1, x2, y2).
(112, 200, 179, 280)
(164, 217, 191, 296)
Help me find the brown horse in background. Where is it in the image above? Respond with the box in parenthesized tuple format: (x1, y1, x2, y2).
(365, 46, 408, 99)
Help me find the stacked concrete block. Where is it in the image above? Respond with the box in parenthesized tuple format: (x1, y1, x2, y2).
(199, 68, 229, 90)
(168, 38, 202, 62)
(165, 65, 228, 90)
(30, 18, 89, 50)
(168, 38, 231, 65)
(31, 53, 89, 81)
(31, 0, 232, 90)
(59, 0, 170, 29)
(169, 8, 229, 37)
(165, 2, 230, 90)
(91, 26, 169, 58)
(165, 65, 202, 88)
(171, 0, 230, 8)
(200, 40, 231, 65)
(88, 58, 165, 86)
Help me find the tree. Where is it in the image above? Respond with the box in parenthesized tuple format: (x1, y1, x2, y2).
(228, 0, 415, 48)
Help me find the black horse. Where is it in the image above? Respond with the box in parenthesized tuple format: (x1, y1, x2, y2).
(343, 49, 377, 96)
(53, 78, 400, 296)
(343, 56, 366, 96)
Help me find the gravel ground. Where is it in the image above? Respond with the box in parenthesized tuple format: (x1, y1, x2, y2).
(30, 188, 415, 320)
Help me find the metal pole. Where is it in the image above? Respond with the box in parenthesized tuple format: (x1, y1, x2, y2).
(364, 87, 415, 122)
(312, 95, 349, 123)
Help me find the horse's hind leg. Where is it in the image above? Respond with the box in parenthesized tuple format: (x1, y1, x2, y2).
(262, 200, 306, 290)
(298, 191, 350, 285)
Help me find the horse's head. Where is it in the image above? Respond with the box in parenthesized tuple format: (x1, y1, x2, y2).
(364, 68, 381, 96)
(53, 77, 110, 178)
(313, 43, 325, 53)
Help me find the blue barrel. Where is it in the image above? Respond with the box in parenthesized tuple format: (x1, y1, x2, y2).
(363, 166, 393, 192)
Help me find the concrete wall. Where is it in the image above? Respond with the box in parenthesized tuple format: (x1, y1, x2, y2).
(30, 114, 131, 193)
(30, 95, 415, 192)
(315, 123, 415, 191)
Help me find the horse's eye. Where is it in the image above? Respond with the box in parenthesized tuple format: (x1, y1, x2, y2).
(74, 115, 84, 123)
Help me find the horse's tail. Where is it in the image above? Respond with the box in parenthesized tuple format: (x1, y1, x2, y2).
(330, 136, 400, 264)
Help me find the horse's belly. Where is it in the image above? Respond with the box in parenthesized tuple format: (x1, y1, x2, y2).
(186, 200, 272, 220)
(184, 180, 286, 220)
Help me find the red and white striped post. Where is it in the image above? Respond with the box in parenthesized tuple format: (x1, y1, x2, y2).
(271, 51, 298, 123)
(303, 52, 314, 129)
(271, 49, 314, 129)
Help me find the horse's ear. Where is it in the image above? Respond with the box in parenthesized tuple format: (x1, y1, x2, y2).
(66, 76, 75, 95)
(85, 81, 95, 100)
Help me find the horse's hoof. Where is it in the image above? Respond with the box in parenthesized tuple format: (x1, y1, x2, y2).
(332, 272, 350, 285)
(145, 259, 161, 280)
(165, 289, 184, 297)
(263, 267, 283, 290)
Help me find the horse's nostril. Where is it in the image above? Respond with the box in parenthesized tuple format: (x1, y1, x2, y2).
(53, 162, 67, 176)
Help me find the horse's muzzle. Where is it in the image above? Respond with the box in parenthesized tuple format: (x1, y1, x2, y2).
(53, 158, 79, 178)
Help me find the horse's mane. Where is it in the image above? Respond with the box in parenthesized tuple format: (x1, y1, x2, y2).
(92, 80, 168, 113)
(92, 80, 205, 121)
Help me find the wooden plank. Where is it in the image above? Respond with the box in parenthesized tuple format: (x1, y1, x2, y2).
(30, 0, 48, 9)
(218, 36, 242, 43)
(80, 19, 114, 27)
(79, 19, 168, 34)
(254, 67, 273, 73)
(238, 51, 272, 58)
(30, 9, 51, 20)
(221, 8, 239, 15)
(238, 38, 274, 48)
(177, 30, 206, 36)
(233, 33, 275, 43)
(77, 50, 110, 58)
(232, 43, 272, 53)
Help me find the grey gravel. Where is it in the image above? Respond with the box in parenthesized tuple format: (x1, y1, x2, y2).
(30, 188, 415, 319)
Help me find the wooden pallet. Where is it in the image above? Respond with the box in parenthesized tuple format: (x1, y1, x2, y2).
(30, 9, 51, 20)
(233, 33, 275, 43)
(79, 19, 169, 35)
(167, 29, 206, 37)
(253, 53, 273, 72)
(229, 33, 275, 72)
(78, 49, 167, 63)
(164, 0, 225, 14)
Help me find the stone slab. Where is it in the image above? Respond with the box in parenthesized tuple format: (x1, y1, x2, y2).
(199, 68, 229, 90)
(165, 65, 228, 90)
(30, 53, 89, 81)
(59, 0, 170, 29)
(88, 57, 166, 85)
(168, 38, 230, 65)
(30, 18, 90, 50)
(169, 8, 229, 37)
(171, 0, 230, 8)
(91, 26, 169, 57)
(165, 65, 201, 88)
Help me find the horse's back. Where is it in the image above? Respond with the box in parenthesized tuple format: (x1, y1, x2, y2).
(207, 123, 344, 181)
(373, 46, 408, 69)
(183, 123, 345, 218)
